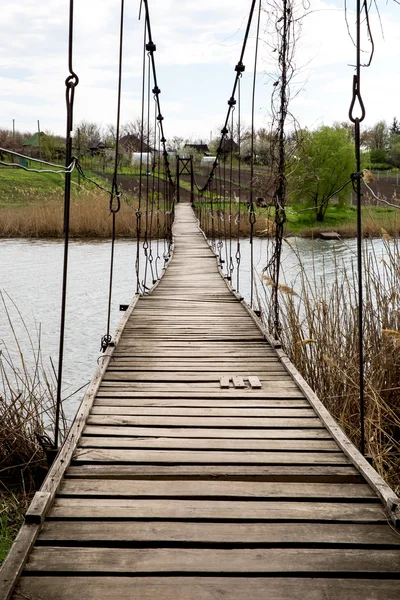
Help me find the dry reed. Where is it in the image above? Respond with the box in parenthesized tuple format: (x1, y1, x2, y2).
(258, 238, 400, 492)
(0, 188, 171, 238)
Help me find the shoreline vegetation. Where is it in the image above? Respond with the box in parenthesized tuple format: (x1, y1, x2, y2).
(0, 293, 69, 563)
(257, 237, 400, 495)
(0, 164, 399, 238)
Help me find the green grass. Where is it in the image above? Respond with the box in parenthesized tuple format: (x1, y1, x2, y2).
(0, 164, 108, 208)
(0, 493, 30, 564)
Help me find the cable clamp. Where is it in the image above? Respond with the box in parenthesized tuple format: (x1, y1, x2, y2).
(235, 61, 245, 73)
(157, 114, 164, 122)
(152, 85, 161, 95)
(228, 97, 236, 107)
(221, 127, 228, 135)
(146, 41, 156, 52)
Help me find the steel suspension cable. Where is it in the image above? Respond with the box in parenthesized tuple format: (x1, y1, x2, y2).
(136, 18, 147, 294)
(349, 0, 366, 456)
(55, 0, 79, 449)
(197, 0, 258, 195)
(235, 76, 242, 293)
(100, 0, 124, 353)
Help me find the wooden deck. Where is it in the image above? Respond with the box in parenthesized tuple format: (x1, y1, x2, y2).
(3, 203, 400, 599)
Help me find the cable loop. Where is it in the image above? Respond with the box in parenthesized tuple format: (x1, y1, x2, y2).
(110, 193, 121, 214)
(349, 75, 365, 123)
(100, 334, 112, 353)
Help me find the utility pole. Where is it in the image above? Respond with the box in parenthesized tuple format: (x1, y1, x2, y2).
(37, 119, 42, 162)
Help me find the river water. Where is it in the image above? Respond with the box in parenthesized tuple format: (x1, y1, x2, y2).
(0, 235, 392, 419)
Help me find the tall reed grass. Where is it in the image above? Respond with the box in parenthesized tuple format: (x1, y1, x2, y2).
(0, 292, 70, 561)
(0, 188, 170, 238)
(258, 236, 400, 492)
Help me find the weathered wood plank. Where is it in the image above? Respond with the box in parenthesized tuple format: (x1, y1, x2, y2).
(86, 416, 322, 428)
(24, 547, 399, 573)
(90, 407, 315, 417)
(78, 436, 338, 451)
(66, 464, 361, 482)
(82, 425, 331, 439)
(15, 576, 400, 600)
(37, 520, 400, 546)
(72, 448, 348, 465)
(57, 480, 376, 500)
(93, 398, 310, 407)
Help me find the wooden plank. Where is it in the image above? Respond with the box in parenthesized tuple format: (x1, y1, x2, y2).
(24, 547, 399, 573)
(66, 464, 362, 483)
(93, 398, 310, 407)
(86, 415, 322, 428)
(72, 448, 348, 465)
(82, 425, 331, 439)
(78, 436, 339, 451)
(15, 576, 400, 600)
(57, 480, 376, 500)
(90, 407, 316, 417)
(37, 520, 400, 546)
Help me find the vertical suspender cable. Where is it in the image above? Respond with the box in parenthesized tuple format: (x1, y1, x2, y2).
(101, 0, 124, 352)
(349, 0, 366, 455)
(55, 0, 79, 449)
(136, 19, 147, 294)
(236, 76, 242, 293)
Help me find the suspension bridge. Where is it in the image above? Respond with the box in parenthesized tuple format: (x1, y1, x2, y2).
(1, 0, 400, 598)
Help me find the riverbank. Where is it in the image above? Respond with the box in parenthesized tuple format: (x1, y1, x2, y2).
(1, 196, 397, 238)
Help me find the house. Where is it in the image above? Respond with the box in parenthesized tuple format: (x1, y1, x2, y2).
(220, 138, 239, 156)
(88, 141, 107, 156)
(119, 134, 155, 155)
(183, 143, 210, 156)
(22, 132, 48, 157)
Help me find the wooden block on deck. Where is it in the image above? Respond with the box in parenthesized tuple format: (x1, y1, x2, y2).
(248, 376, 262, 389)
(219, 376, 230, 389)
(232, 376, 245, 389)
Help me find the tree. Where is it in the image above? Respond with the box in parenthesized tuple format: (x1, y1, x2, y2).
(289, 126, 355, 222)
(388, 138, 400, 168)
(122, 119, 154, 148)
(389, 117, 400, 136)
(74, 120, 103, 153)
(361, 120, 389, 151)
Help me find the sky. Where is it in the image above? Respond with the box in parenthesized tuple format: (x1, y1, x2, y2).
(0, 0, 399, 142)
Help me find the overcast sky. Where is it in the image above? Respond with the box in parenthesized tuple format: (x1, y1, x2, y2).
(1, 0, 399, 142)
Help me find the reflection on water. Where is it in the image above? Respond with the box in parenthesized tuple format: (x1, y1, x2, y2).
(217, 237, 392, 305)
(0, 235, 393, 418)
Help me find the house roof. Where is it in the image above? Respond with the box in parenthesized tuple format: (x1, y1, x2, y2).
(184, 143, 210, 155)
(119, 134, 154, 153)
(22, 132, 48, 147)
(221, 138, 239, 153)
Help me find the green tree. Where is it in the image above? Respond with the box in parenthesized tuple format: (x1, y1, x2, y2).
(389, 117, 400, 136)
(289, 126, 355, 222)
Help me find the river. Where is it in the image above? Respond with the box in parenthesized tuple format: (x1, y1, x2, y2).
(0, 235, 393, 419)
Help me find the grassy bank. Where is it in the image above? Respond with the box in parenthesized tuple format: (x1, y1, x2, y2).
(1, 164, 398, 238)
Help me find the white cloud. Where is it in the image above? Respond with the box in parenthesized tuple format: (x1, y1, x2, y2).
(0, 0, 399, 138)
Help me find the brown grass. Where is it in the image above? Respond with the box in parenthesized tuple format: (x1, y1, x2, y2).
(0, 188, 171, 238)
(258, 239, 400, 493)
